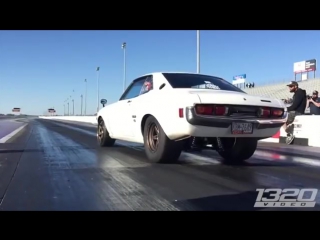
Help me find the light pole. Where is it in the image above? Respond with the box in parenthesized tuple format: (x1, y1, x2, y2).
(80, 94, 83, 116)
(84, 79, 87, 115)
(67, 100, 69, 116)
(64, 99, 68, 115)
(96, 67, 100, 113)
(196, 30, 200, 73)
(72, 99, 74, 115)
(72, 90, 75, 115)
(121, 42, 126, 92)
(69, 95, 72, 115)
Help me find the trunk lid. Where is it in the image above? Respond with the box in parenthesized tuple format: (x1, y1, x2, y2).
(188, 89, 283, 108)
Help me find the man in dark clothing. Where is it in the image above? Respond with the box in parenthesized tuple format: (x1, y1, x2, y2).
(306, 90, 320, 115)
(284, 81, 307, 144)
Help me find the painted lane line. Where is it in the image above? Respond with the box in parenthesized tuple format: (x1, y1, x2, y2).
(0, 124, 27, 143)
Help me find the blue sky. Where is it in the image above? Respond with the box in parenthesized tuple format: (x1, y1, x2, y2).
(0, 30, 319, 115)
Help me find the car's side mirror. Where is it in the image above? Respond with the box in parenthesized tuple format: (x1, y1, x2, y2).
(100, 99, 107, 107)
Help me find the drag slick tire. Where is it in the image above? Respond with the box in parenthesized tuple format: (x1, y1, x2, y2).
(143, 116, 183, 163)
(97, 118, 116, 147)
(217, 138, 257, 165)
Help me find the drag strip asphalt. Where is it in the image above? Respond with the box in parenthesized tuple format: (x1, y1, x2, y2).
(1, 118, 320, 210)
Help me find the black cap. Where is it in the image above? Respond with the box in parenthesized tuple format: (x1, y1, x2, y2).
(287, 81, 298, 87)
(313, 90, 318, 95)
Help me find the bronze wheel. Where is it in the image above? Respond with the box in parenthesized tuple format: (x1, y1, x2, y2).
(147, 123, 160, 152)
(143, 116, 183, 163)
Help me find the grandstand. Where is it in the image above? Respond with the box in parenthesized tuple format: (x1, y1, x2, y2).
(244, 78, 320, 100)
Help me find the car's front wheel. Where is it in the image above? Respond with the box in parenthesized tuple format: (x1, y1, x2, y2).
(97, 118, 116, 147)
(143, 116, 183, 163)
(217, 138, 257, 165)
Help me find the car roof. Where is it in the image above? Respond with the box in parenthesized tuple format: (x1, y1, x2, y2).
(133, 72, 222, 82)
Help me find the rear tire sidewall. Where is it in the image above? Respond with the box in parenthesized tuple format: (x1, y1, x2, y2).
(143, 116, 182, 163)
(144, 116, 165, 162)
(97, 120, 105, 146)
(98, 119, 115, 147)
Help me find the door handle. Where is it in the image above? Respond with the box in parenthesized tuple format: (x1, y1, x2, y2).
(127, 100, 131, 103)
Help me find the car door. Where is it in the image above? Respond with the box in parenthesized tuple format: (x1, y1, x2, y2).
(115, 78, 145, 139)
(127, 76, 154, 140)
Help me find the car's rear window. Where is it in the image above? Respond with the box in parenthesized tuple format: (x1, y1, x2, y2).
(162, 73, 245, 93)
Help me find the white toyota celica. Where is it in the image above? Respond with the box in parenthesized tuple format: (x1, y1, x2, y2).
(96, 72, 287, 165)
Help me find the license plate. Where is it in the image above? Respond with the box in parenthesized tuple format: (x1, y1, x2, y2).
(231, 122, 253, 134)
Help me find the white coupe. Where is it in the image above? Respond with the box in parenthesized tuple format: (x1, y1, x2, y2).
(96, 72, 287, 164)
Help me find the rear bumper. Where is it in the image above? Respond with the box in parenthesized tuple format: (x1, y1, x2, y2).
(185, 107, 287, 130)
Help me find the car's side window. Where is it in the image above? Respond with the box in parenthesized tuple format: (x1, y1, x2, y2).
(120, 78, 145, 100)
(139, 76, 153, 95)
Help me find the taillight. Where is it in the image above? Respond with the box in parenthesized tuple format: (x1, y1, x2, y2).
(195, 104, 228, 116)
(195, 105, 213, 115)
(215, 106, 227, 115)
(258, 107, 284, 117)
(259, 107, 271, 117)
(271, 109, 284, 117)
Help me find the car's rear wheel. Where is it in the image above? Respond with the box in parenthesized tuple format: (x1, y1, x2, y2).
(217, 138, 257, 165)
(97, 118, 115, 147)
(143, 116, 183, 163)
